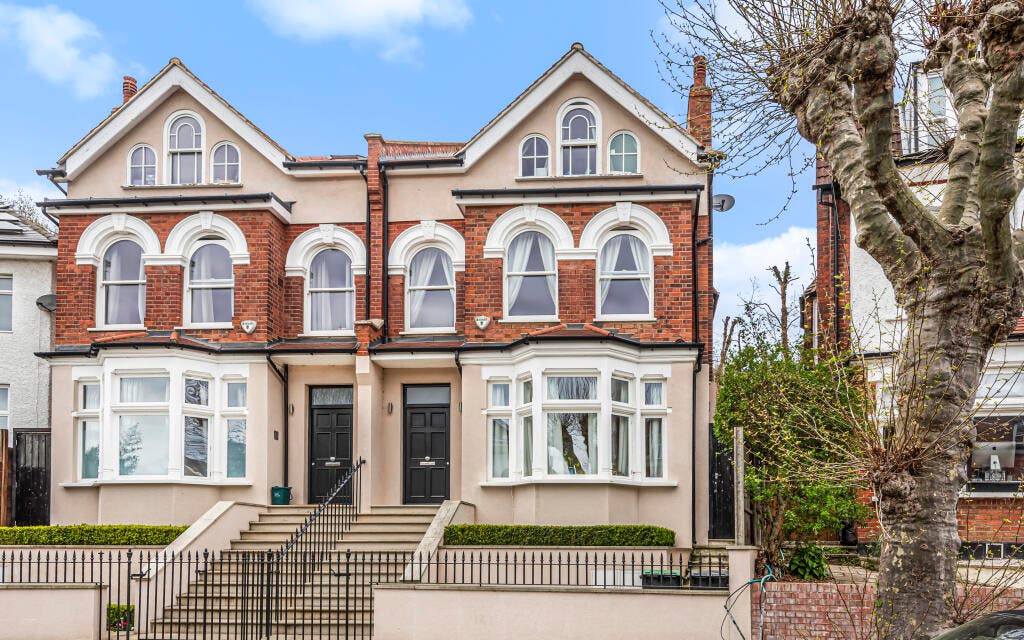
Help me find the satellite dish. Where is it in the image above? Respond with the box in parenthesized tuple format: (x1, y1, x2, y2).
(712, 194, 735, 212)
(36, 294, 56, 313)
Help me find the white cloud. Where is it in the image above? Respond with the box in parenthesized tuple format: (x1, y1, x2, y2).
(248, 0, 471, 61)
(0, 4, 117, 100)
(0, 177, 57, 204)
(714, 226, 816, 325)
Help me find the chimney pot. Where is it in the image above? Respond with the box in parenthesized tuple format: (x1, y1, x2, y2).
(122, 76, 138, 104)
(693, 55, 707, 87)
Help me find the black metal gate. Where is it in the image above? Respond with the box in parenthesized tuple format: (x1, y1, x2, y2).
(14, 430, 49, 526)
(709, 426, 735, 540)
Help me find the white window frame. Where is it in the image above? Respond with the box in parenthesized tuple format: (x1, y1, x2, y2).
(304, 248, 356, 337)
(519, 134, 551, 178)
(75, 380, 101, 480)
(503, 230, 559, 323)
(182, 374, 214, 479)
(97, 238, 147, 330)
(210, 141, 241, 184)
(595, 231, 655, 321)
(404, 246, 457, 335)
(607, 131, 640, 175)
(556, 98, 601, 176)
(127, 143, 157, 186)
(222, 376, 248, 480)
(0, 275, 12, 333)
(184, 239, 235, 329)
(543, 372, 601, 477)
(113, 373, 171, 480)
(165, 110, 205, 185)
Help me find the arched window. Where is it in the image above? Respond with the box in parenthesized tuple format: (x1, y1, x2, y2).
(128, 145, 157, 186)
(598, 234, 652, 317)
(188, 243, 233, 325)
(559, 103, 597, 176)
(168, 114, 203, 184)
(608, 132, 639, 174)
(101, 240, 146, 326)
(506, 231, 557, 318)
(211, 142, 240, 183)
(308, 249, 354, 333)
(407, 247, 455, 331)
(520, 135, 549, 177)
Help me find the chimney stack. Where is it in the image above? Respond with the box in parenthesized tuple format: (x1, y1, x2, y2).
(686, 56, 712, 148)
(122, 76, 138, 104)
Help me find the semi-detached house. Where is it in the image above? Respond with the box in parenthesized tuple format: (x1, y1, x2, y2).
(36, 44, 728, 549)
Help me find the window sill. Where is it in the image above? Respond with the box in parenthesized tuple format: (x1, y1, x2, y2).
(297, 331, 357, 338)
(480, 477, 676, 488)
(400, 328, 458, 336)
(89, 326, 147, 332)
(593, 315, 657, 323)
(122, 183, 244, 190)
(60, 479, 253, 487)
(515, 173, 644, 182)
(178, 323, 235, 330)
(498, 317, 561, 324)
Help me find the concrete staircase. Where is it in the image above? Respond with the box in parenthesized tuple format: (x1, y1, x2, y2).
(146, 504, 438, 639)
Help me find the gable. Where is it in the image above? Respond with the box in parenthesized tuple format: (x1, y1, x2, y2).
(458, 46, 703, 170)
(60, 61, 292, 181)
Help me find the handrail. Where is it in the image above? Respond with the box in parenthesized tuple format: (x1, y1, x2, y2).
(280, 457, 365, 556)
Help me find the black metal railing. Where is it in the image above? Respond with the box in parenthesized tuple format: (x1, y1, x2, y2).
(282, 457, 365, 556)
(0, 545, 728, 639)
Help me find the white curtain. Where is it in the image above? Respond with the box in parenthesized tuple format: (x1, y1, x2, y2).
(599, 235, 650, 312)
(104, 242, 144, 325)
(506, 233, 534, 311)
(310, 252, 335, 330)
(646, 418, 664, 477)
(492, 419, 509, 478)
(539, 233, 557, 309)
(191, 246, 229, 323)
(614, 417, 630, 476)
(408, 248, 453, 328)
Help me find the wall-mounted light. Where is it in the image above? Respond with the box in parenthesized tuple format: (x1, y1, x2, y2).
(387, 402, 394, 415)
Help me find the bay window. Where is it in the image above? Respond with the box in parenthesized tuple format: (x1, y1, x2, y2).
(611, 414, 630, 476)
(119, 414, 170, 476)
(547, 412, 598, 475)
(78, 382, 100, 480)
(645, 418, 665, 478)
(183, 377, 211, 477)
(224, 379, 248, 479)
(491, 418, 510, 479)
(506, 231, 557, 319)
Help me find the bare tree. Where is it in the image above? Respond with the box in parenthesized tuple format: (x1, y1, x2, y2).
(659, 1, 1024, 637)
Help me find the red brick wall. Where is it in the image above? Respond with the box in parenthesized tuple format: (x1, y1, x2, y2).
(812, 157, 852, 349)
(855, 492, 1024, 544)
(751, 581, 1024, 639)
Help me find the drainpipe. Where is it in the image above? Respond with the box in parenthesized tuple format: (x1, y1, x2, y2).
(267, 355, 289, 489)
(359, 165, 371, 321)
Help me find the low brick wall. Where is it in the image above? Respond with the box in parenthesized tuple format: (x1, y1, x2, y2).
(752, 582, 1024, 639)
(856, 493, 1024, 545)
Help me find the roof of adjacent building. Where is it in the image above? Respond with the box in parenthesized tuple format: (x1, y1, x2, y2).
(0, 206, 57, 246)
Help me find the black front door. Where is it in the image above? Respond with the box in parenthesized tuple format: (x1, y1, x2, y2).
(403, 385, 450, 504)
(14, 430, 50, 526)
(308, 386, 354, 504)
(709, 426, 736, 540)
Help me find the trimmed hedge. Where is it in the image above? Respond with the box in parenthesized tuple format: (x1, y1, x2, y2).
(443, 524, 675, 547)
(0, 525, 187, 546)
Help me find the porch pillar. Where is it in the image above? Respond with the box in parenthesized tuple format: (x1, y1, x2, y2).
(355, 354, 383, 513)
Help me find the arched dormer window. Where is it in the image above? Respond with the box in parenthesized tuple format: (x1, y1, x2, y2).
(506, 231, 557, 319)
(128, 145, 157, 186)
(559, 100, 598, 176)
(187, 241, 233, 326)
(101, 239, 146, 327)
(407, 247, 455, 331)
(608, 132, 639, 174)
(211, 142, 240, 183)
(168, 113, 203, 185)
(520, 135, 550, 177)
(598, 233, 652, 318)
(308, 249, 354, 333)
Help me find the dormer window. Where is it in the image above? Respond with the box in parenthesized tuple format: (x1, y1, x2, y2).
(128, 145, 157, 186)
(168, 114, 203, 185)
(520, 135, 550, 177)
(211, 142, 240, 183)
(559, 101, 598, 176)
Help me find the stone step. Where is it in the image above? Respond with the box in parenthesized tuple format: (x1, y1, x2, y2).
(229, 539, 420, 552)
(245, 521, 429, 535)
(161, 605, 373, 622)
(146, 620, 371, 636)
(256, 512, 435, 525)
(369, 505, 439, 516)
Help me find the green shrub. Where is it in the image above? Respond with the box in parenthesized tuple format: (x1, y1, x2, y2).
(0, 524, 187, 546)
(787, 543, 829, 580)
(443, 524, 675, 547)
(107, 604, 134, 632)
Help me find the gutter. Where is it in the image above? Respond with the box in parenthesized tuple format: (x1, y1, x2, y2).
(380, 157, 463, 169)
(35, 168, 67, 196)
(36, 340, 360, 359)
(37, 192, 293, 212)
(451, 184, 705, 199)
(282, 159, 366, 170)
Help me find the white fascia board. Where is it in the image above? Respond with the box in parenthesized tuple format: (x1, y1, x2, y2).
(455, 192, 697, 208)
(370, 352, 458, 368)
(460, 52, 701, 170)
(65, 67, 289, 180)
(48, 197, 292, 224)
(458, 342, 700, 366)
(0, 246, 58, 259)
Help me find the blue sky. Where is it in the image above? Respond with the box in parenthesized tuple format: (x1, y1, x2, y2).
(0, 0, 817, 321)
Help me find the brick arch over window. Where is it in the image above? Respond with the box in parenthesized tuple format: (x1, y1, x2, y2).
(163, 211, 250, 266)
(482, 204, 576, 259)
(388, 221, 465, 275)
(285, 224, 366, 277)
(578, 202, 673, 258)
(75, 213, 162, 267)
